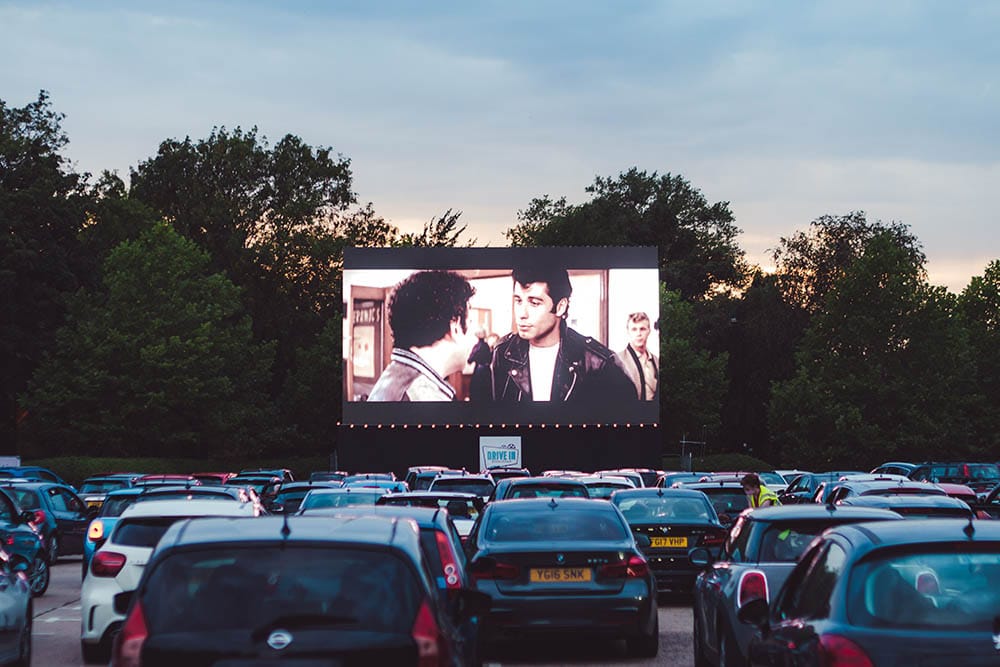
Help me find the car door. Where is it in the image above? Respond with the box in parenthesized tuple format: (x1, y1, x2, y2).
(701, 516, 752, 655)
(47, 486, 89, 555)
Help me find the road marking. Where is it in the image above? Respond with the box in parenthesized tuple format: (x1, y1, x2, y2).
(41, 616, 78, 623)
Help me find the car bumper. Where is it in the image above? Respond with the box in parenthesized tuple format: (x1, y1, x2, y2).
(477, 579, 655, 638)
(80, 574, 125, 642)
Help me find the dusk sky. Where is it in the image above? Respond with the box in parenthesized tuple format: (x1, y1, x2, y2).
(2, 1, 997, 290)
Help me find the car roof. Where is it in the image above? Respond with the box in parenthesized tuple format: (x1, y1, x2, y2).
(487, 497, 617, 513)
(681, 481, 745, 490)
(119, 498, 256, 518)
(828, 518, 1000, 548)
(739, 505, 903, 521)
(156, 515, 424, 556)
(381, 491, 479, 500)
(499, 477, 586, 486)
(298, 505, 449, 528)
(841, 495, 970, 509)
(836, 479, 945, 493)
(105, 487, 146, 497)
(306, 487, 387, 495)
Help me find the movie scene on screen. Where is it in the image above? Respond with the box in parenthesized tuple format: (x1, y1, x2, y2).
(342, 247, 659, 426)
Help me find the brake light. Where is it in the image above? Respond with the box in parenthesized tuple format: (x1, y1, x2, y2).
(737, 570, 768, 607)
(599, 554, 649, 579)
(469, 558, 519, 582)
(30, 510, 46, 526)
(3, 535, 13, 547)
(111, 600, 147, 667)
(434, 530, 462, 589)
(412, 599, 444, 667)
(818, 634, 874, 667)
(91, 551, 127, 578)
(699, 530, 726, 547)
(88, 520, 105, 542)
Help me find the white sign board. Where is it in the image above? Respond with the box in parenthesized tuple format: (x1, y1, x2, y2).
(479, 436, 522, 471)
(0, 456, 21, 467)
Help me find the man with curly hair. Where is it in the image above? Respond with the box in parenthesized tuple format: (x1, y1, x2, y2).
(368, 270, 476, 401)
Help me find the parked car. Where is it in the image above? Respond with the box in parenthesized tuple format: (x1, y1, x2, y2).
(266, 481, 342, 513)
(612, 487, 726, 593)
(308, 470, 349, 483)
(908, 462, 1000, 495)
(78, 474, 141, 513)
(296, 487, 389, 512)
(489, 477, 590, 502)
(427, 474, 495, 501)
(776, 471, 865, 505)
(823, 478, 947, 505)
(404, 466, 451, 488)
(376, 491, 484, 541)
(870, 461, 917, 477)
(465, 497, 659, 657)
(738, 519, 1000, 666)
(409, 469, 462, 491)
(1, 481, 93, 562)
(657, 472, 710, 488)
(674, 481, 750, 527)
(0, 487, 49, 596)
(614, 468, 660, 488)
(0, 466, 74, 488)
(82, 498, 260, 663)
(484, 467, 531, 482)
(0, 547, 32, 665)
(238, 467, 294, 482)
(577, 475, 636, 500)
(109, 515, 488, 666)
(82, 487, 146, 580)
(838, 494, 974, 518)
(595, 470, 644, 488)
(692, 504, 902, 667)
(190, 472, 235, 485)
(133, 474, 201, 488)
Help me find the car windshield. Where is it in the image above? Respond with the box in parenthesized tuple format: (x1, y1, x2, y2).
(850, 548, 1000, 630)
(507, 484, 587, 499)
(700, 489, 749, 516)
(616, 496, 713, 522)
(429, 479, 494, 496)
(100, 495, 140, 517)
(142, 546, 421, 634)
(485, 510, 627, 542)
(759, 473, 784, 486)
(5, 489, 40, 510)
(80, 480, 129, 494)
(300, 492, 381, 509)
(585, 483, 630, 500)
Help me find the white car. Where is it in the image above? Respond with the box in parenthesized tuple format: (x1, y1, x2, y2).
(80, 498, 258, 663)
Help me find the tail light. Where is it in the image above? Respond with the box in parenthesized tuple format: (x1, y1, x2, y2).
(469, 558, 519, 582)
(88, 520, 105, 542)
(599, 554, 649, 579)
(30, 510, 46, 527)
(434, 530, 462, 589)
(111, 600, 147, 667)
(92, 551, 127, 578)
(699, 530, 726, 547)
(818, 634, 874, 667)
(737, 570, 768, 607)
(412, 599, 444, 667)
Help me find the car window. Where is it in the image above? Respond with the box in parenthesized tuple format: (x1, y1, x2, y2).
(101, 495, 140, 517)
(0, 494, 14, 523)
(702, 490, 748, 517)
(617, 496, 713, 523)
(6, 489, 40, 510)
(724, 516, 751, 562)
(61, 489, 85, 513)
(113, 518, 184, 548)
(507, 485, 587, 499)
(81, 480, 130, 494)
(759, 523, 828, 563)
(486, 510, 627, 542)
(300, 492, 381, 509)
(429, 479, 494, 496)
(143, 546, 422, 634)
(47, 488, 69, 512)
(781, 543, 846, 620)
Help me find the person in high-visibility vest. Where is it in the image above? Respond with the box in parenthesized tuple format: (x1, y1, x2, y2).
(741, 473, 780, 508)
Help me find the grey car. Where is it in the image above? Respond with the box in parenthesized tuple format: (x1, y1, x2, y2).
(691, 504, 901, 667)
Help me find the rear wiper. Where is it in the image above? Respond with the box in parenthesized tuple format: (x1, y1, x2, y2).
(252, 613, 359, 638)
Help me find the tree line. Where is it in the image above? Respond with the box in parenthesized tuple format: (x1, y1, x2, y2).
(2, 91, 997, 469)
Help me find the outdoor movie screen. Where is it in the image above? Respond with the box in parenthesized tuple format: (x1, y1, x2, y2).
(343, 246, 659, 426)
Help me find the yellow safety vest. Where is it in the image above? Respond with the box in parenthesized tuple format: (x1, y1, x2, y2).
(751, 484, 780, 508)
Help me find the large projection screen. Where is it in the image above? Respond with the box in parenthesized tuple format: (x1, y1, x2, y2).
(343, 247, 659, 426)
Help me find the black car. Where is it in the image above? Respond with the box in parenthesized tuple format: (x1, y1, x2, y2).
(675, 482, 750, 526)
(465, 498, 659, 657)
(265, 481, 342, 514)
(111, 515, 488, 667)
(488, 477, 590, 502)
(776, 471, 865, 505)
(908, 462, 1000, 495)
(739, 519, 1000, 666)
(611, 487, 726, 593)
(1, 481, 93, 561)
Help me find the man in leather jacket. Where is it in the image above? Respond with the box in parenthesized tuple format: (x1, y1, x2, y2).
(491, 264, 636, 404)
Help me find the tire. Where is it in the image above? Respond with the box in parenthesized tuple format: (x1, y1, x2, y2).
(47, 534, 59, 563)
(12, 610, 30, 667)
(626, 610, 659, 658)
(81, 638, 111, 664)
(28, 555, 49, 597)
(693, 612, 711, 667)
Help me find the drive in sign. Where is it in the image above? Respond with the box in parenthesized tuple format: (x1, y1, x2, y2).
(480, 436, 522, 471)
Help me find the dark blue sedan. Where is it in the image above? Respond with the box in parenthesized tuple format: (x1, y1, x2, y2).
(739, 519, 1000, 666)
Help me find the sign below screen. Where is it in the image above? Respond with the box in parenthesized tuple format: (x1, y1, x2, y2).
(480, 436, 523, 471)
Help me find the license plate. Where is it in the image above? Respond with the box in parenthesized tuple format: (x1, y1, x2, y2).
(650, 536, 688, 548)
(529, 567, 592, 583)
(86, 501, 102, 508)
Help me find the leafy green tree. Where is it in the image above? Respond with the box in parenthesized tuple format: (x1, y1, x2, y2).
(957, 260, 1000, 450)
(769, 232, 977, 469)
(78, 171, 161, 280)
(0, 91, 90, 453)
(394, 209, 474, 247)
(21, 223, 278, 459)
(505, 168, 748, 299)
(280, 318, 342, 453)
(659, 285, 729, 451)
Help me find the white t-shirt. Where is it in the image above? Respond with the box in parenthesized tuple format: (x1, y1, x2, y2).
(528, 343, 559, 401)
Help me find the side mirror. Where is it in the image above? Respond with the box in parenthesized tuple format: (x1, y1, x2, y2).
(737, 597, 770, 630)
(634, 533, 651, 549)
(113, 590, 135, 615)
(689, 547, 714, 568)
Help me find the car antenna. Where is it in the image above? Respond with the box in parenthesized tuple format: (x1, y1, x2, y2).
(963, 513, 975, 539)
(281, 509, 291, 539)
(657, 488, 664, 497)
(548, 498, 558, 509)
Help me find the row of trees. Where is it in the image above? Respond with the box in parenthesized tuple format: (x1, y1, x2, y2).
(3, 91, 997, 468)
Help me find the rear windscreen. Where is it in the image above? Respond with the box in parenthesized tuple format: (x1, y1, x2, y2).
(101, 496, 139, 517)
(112, 518, 185, 548)
(585, 484, 630, 499)
(701, 490, 749, 516)
(300, 493, 381, 510)
(142, 546, 421, 634)
(5, 489, 40, 510)
(616, 496, 714, 523)
(429, 479, 494, 496)
(485, 510, 627, 542)
(506, 485, 588, 499)
(81, 480, 129, 494)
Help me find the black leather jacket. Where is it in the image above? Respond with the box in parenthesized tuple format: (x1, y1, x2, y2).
(491, 323, 637, 403)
